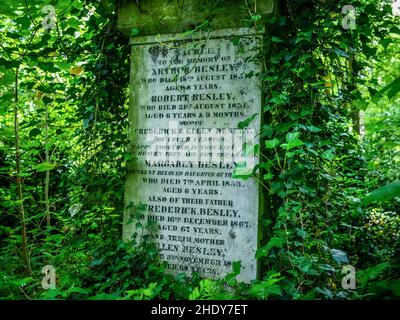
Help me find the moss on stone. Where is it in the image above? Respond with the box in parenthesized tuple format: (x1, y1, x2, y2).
(117, 0, 275, 36)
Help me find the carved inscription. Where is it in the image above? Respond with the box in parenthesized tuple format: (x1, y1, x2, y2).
(124, 30, 262, 282)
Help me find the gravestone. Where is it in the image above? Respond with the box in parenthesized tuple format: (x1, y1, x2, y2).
(118, 0, 275, 282)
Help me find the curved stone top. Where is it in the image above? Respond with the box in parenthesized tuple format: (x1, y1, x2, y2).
(117, 0, 275, 37)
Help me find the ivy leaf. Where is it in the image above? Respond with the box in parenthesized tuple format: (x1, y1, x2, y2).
(256, 237, 285, 258)
(286, 132, 300, 142)
(321, 149, 334, 160)
(224, 261, 242, 283)
(281, 132, 304, 150)
(265, 138, 279, 149)
(238, 113, 258, 129)
(263, 172, 273, 180)
(232, 260, 241, 275)
(295, 31, 312, 44)
(248, 273, 284, 299)
(232, 162, 256, 180)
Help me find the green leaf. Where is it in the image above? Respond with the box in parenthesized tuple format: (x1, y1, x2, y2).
(131, 27, 140, 36)
(0, 57, 19, 69)
(358, 263, 390, 287)
(67, 287, 89, 295)
(29, 128, 41, 137)
(34, 162, 55, 172)
(37, 61, 58, 73)
(0, 66, 15, 86)
(15, 16, 31, 29)
(8, 277, 34, 287)
(295, 31, 312, 44)
(271, 36, 284, 43)
(286, 132, 300, 142)
(321, 149, 334, 160)
(188, 287, 200, 300)
(377, 77, 400, 100)
(256, 237, 285, 258)
(232, 261, 241, 275)
(263, 172, 273, 180)
(330, 249, 349, 265)
(248, 272, 284, 299)
(305, 125, 321, 132)
(43, 96, 53, 105)
(232, 162, 255, 180)
(281, 132, 304, 150)
(40, 288, 61, 299)
(88, 293, 118, 300)
(224, 261, 242, 283)
(0, 126, 14, 138)
(265, 138, 279, 149)
(361, 180, 400, 206)
(390, 280, 400, 297)
(238, 113, 258, 129)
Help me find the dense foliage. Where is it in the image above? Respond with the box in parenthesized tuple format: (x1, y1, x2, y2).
(0, 0, 399, 300)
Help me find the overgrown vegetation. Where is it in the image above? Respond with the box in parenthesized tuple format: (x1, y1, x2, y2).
(0, 0, 399, 300)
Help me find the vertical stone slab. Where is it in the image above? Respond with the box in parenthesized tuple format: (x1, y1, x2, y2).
(123, 28, 263, 282)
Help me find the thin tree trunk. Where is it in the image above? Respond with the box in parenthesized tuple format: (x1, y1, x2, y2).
(348, 35, 361, 136)
(14, 69, 31, 274)
(45, 103, 50, 227)
(351, 108, 361, 135)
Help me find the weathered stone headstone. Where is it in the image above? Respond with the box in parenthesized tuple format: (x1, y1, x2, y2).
(119, 0, 274, 282)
